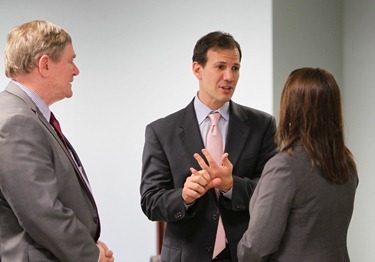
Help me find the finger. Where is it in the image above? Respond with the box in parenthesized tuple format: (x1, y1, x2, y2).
(201, 149, 219, 167)
(211, 178, 222, 188)
(221, 153, 231, 166)
(97, 240, 108, 250)
(191, 168, 211, 181)
(182, 185, 199, 204)
(193, 153, 209, 170)
(97, 241, 114, 258)
(206, 177, 222, 190)
(105, 249, 114, 258)
(190, 169, 208, 187)
(199, 169, 211, 182)
(195, 173, 208, 187)
(184, 185, 205, 201)
(186, 176, 207, 192)
(190, 167, 200, 176)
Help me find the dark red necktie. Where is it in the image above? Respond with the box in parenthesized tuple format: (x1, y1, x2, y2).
(49, 112, 91, 189)
(50, 112, 69, 150)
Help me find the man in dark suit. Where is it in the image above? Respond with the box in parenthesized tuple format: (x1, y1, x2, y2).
(0, 20, 113, 261)
(140, 31, 277, 262)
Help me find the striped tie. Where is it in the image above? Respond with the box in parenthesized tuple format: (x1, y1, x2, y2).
(207, 112, 226, 259)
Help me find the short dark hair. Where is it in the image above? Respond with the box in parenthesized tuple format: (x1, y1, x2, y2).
(192, 31, 242, 67)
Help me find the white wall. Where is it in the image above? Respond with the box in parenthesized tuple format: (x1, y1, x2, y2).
(272, 0, 343, 118)
(0, 1, 272, 261)
(343, 0, 375, 260)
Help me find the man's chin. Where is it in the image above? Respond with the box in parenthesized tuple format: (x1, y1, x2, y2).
(66, 91, 73, 98)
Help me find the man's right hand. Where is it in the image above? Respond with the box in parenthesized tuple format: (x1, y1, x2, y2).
(182, 167, 221, 205)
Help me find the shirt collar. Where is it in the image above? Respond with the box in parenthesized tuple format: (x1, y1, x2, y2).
(193, 93, 230, 124)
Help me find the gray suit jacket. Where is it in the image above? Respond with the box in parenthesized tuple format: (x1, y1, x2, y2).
(237, 145, 358, 262)
(140, 98, 277, 262)
(0, 82, 100, 261)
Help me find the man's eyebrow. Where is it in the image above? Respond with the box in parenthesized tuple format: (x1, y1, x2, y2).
(214, 61, 241, 67)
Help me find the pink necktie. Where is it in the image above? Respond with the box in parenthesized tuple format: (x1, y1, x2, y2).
(206, 113, 226, 259)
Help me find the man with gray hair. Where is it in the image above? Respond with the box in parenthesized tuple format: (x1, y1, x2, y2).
(0, 20, 114, 262)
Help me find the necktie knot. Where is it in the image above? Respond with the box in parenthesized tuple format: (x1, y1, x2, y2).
(50, 112, 67, 147)
(206, 112, 223, 164)
(208, 112, 221, 126)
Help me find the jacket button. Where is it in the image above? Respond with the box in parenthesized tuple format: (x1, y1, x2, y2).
(212, 213, 218, 220)
(174, 212, 182, 219)
(236, 204, 245, 210)
(207, 246, 213, 252)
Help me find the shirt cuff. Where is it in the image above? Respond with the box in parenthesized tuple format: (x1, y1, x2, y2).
(221, 187, 233, 199)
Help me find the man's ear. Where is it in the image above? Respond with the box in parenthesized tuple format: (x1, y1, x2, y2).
(38, 55, 50, 77)
(192, 61, 202, 80)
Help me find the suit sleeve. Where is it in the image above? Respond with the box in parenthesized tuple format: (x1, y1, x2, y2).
(237, 155, 295, 261)
(140, 124, 190, 222)
(0, 114, 99, 261)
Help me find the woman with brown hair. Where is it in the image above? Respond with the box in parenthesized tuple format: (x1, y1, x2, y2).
(237, 67, 358, 262)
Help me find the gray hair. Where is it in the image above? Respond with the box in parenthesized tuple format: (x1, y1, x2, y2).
(4, 20, 72, 78)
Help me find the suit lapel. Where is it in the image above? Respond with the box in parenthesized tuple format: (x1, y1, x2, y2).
(177, 100, 253, 168)
(177, 100, 205, 163)
(225, 101, 252, 167)
(5, 84, 67, 154)
(65, 138, 91, 184)
(5, 83, 66, 153)
(40, 114, 94, 197)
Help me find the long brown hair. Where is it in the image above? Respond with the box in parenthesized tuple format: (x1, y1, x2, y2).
(276, 67, 357, 184)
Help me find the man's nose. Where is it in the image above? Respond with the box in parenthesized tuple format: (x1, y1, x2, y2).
(223, 69, 234, 81)
(73, 63, 80, 76)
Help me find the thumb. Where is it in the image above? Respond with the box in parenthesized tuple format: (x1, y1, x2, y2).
(205, 177, 222, 190)
(221, 153, 232, 167)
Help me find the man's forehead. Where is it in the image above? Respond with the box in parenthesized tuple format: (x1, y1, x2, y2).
(207, 48, 240, 63)
(63, 43, 76, 57)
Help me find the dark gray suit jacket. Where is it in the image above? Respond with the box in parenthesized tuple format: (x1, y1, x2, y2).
(140, 98, 276, 262)
(237, 146, 358, 262)
(0, 82, 100, 261)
